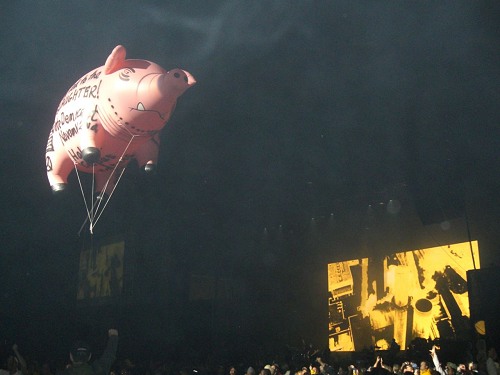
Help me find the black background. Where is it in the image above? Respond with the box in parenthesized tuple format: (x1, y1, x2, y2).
(0, 1, 499, 362)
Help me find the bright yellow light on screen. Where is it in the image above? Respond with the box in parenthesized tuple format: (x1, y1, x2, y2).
(327, 241, 480, 352)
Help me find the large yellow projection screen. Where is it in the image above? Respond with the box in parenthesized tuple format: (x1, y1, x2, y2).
(327, 241, 479, 351)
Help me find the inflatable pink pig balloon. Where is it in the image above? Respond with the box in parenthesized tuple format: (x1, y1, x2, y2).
(45, 45, 196, 194)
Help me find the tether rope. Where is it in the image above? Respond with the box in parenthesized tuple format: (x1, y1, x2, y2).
(76, 132, 139, 235)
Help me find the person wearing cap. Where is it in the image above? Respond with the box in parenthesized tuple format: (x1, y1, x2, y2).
(59, 329, 118, 375)
(445, 363, 457, 375)
(430, 345, 456, 375)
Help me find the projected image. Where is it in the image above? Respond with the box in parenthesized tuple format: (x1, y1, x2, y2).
(77, 240, 124, 301)
(327, 241, 480, 351)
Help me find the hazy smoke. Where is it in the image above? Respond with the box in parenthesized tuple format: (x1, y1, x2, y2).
(140, 1, 307, 62)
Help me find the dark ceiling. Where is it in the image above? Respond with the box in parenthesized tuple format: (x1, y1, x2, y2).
(0, 0, 499, 360)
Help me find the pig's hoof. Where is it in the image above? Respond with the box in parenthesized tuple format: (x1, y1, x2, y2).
(144, 164, 156, 174)
(51, 183, 67, 194)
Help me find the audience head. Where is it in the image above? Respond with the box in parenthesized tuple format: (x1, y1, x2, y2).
(70, 340, 92, 364)
(401, 362, 414, 375)
(468, 362, 477, 372)
(420, 361, 429, 372)
(445, 362, 457, 375)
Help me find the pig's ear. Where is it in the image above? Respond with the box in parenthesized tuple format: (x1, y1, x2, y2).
(104, 45, 127, 74)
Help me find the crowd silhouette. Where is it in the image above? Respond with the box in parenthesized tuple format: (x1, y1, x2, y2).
(0, 333, 497, 375)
